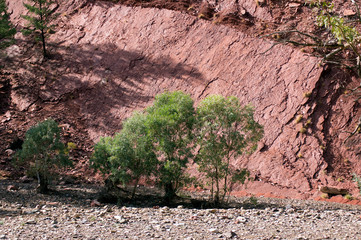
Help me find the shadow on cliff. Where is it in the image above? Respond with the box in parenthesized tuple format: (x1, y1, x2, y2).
(0, 74, 11, 115)
(7, 42, 205, 137)
(307, 66, 355, 178)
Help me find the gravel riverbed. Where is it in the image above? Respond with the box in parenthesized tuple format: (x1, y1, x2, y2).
(1, 180, 361, 239)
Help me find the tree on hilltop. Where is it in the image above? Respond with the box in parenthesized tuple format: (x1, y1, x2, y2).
(22, 0, 58, 57)
(0, 0, 16, 50)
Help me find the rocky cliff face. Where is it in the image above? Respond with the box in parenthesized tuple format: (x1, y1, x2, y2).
(4, 0, 361, 199)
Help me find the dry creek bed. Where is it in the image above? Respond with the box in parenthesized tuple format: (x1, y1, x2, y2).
(1, 180, 361, 239)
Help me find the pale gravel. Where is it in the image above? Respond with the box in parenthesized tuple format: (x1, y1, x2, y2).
(1, 180, 361, 240)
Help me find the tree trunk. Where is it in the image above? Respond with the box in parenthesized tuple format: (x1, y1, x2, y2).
(164, 183, 176, 203)
(215, 166, 220, 205)
(39, 1, 47, 58)
(41, 29, 47, 58)
(37, 173, 48, 193)
(131, 177, 140, 200)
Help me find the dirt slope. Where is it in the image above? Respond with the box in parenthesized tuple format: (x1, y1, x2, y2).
(2, 0, 361, 199)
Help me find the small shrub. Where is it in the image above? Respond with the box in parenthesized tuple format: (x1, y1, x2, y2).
(198, 13, 206, 19)
(321, 193, 329, 199)
(352, 173, 361, 195)
(336, 177, 344, 182)
(303, 92, 312, 98)
(344, 194, 353, 200)
(67, 142, 77, 150)
(249, 195, 258, 205)
(65, 142, 77, 154)
(299, 127, 307, 134)
(15, 119, 71, 193)
(294, 115, 303, 124)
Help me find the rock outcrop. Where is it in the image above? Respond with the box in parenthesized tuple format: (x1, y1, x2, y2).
(5, 0, 361, 199)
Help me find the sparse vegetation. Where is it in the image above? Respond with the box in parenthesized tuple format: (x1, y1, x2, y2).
(352, 173, 361, 195)
(264, 1, 361, 143)
(344, 194, 353, 200)
(321, 193, 329, 199)
(299, 127, 307, 134)
(336, 177, 344, 182)
(0, 0, 16, 50)
(15, 119, 72, 193)
(303, 92, 312, 98)
(21, 0, 58, 57)
(295, 115, 303, 124)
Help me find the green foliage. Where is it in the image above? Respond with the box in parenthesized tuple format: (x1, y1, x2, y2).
(352, 173, 361, 195)
(344, 194, 353, 200)
(266, 0, 361, 78)
(0, 0, 16, 50)
(314, 1, 359, 45)
(21, 0, 58, 57)
(245, 195, 258, 206)
(145, 91, 196, 201)
(16, 119, 71, 193)
(307, 0, 361, 77)
(90, 112, 158, 199)
(195, 95, 263, 204)
(91, 91, 264, 203)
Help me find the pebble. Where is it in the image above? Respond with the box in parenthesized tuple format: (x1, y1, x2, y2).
(208, 228, 219, 233)
(1, 181, 361, 239)
(235, 216, 247, 223)
(225, 230, 237, 239)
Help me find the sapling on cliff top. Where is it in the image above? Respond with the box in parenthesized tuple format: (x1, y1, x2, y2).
(22, 0, 58, 57)
(0, 0, 15, 50)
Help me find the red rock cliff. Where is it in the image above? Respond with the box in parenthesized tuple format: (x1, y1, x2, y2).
(5, 0, 361, 199)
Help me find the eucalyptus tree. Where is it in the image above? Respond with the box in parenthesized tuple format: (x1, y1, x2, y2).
(196, 95, 263, 204)
(145, 91, 196, 202)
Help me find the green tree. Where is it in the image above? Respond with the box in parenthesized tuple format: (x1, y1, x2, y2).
(0, 0, 16, 49)
(16, 119, 71, 193)
(21, 0, 57, 57)
(196, 95, 263, 204)
(91, 112, 158, 199)
(145, 91, 195, 202)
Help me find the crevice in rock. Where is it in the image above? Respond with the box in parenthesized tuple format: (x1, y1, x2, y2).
(0, 73, 11, 115)
(308, 67, 353, 177)
(198, 77, 218, 99)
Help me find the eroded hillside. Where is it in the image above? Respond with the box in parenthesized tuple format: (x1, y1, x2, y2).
(1, 0, 361, 199)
